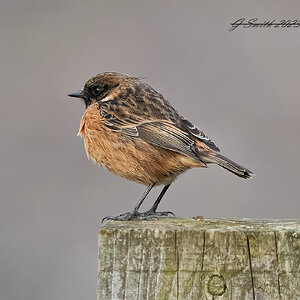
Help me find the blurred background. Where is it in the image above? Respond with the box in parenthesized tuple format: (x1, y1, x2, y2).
(1, 0, 300, 299)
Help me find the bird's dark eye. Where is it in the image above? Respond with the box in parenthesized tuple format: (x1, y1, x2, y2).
(90, 85, 104, 97)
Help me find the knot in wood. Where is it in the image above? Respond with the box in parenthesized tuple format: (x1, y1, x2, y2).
(207, 274, 227, 296)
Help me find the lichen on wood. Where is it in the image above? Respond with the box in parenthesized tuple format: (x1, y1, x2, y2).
(98, 218, 300, 300)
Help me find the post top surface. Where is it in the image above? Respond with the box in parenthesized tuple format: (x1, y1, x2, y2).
(101, 218, 300, 232)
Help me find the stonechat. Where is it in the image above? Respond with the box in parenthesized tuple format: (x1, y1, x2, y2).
(68, 72, 253, 220)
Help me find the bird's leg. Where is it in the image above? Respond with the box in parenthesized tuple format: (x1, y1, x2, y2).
(102, 183, 155, 222)
(140, 184, 175, 218)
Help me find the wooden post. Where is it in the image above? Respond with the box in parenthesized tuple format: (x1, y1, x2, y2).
(98, 218, 300, 299)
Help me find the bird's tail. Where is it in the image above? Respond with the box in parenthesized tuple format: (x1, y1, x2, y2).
(202, 152, 254, 179)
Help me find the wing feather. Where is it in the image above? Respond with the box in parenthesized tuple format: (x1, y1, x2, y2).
(98, 92, 219, 159)
(137, 121, 197, 158)
(181, 118, 220, 152)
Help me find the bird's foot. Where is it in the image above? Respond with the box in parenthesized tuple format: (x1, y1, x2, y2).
(102, 209, 175, 222)
(139, 208, 175, 219)
(102, 210, 141, 222)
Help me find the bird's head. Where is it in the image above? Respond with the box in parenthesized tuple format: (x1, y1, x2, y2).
(68, 72, 130, 108)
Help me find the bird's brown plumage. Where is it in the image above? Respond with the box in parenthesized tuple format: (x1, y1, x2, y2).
(78, 103, 204, 185)
(68, 72, 253, 220)
(72, 72, 253, 183)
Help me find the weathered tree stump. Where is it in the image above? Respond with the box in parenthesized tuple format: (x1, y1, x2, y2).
(98, 218, 300, 299)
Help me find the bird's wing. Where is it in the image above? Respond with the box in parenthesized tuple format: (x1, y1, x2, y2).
(99, 97, 219, 157)
(180, 117, 220, 152)
(99, 101, 199, 158)
(134, 121, 197, 158)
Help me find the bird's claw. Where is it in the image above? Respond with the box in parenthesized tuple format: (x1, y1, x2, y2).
(102, 211, 140, 222)
(139, 209, 175, 218)
(102, 209, 175, 223)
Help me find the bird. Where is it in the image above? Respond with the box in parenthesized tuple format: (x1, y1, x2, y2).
(68, 72, 254, 221)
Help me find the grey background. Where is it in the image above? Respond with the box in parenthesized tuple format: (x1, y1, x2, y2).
(1, 1, 300, 299)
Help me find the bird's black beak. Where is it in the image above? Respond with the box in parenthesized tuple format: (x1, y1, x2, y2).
(68, 90, 85, 99)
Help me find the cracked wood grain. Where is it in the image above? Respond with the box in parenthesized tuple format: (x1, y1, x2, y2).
(246, 235, 255, 299)
(98, 218, 300, 300)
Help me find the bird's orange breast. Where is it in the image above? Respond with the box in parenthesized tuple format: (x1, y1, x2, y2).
(78, 103, 204, 185)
